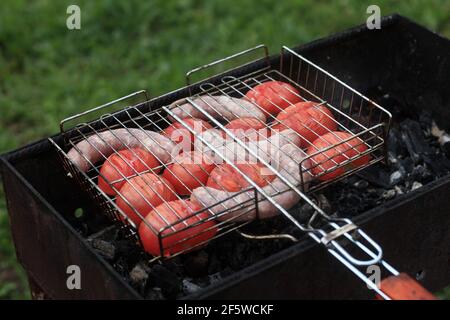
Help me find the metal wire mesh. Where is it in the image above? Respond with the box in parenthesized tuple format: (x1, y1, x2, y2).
(50, 45, 391, 259)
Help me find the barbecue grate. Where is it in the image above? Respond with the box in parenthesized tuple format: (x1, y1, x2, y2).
(49, 45, 404, 299)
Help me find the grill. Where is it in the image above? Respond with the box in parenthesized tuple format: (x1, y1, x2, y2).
(1, 14, 449, 300)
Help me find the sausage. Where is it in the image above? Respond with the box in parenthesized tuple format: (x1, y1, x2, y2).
(190, 144, 312, 221)
(67, 128, 176, 172)
(194, 128, 301, 164)
(168, 95, 266, 123)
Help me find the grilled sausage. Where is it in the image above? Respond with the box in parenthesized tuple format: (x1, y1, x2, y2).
(67, 128, 176, 172)
(168, 95, 266, 123)
(190, 144, 312, 221)
(194, 128, 301, 163)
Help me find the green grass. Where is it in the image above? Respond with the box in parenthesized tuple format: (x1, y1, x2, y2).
(1, 0, 449, 299)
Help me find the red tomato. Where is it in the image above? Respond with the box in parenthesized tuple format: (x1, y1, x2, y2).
(98, 148, 160, 196)
(162, 118, 212, 152)
(275, 101, 318, 122)
(162, 151, 216, 195)
(138, 199, 217, 257)
(116, 173, 177, 227)
(245, 81, 302, 115)
(224, 117, 269, 141)
(207, 163, 275, 192)
(272, 103, 337, 148)
(307, 131, 371, 181)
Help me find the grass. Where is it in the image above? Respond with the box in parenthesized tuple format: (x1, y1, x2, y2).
(1, 0, 449, 300)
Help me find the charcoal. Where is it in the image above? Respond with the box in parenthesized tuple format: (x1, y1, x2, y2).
(91, 239, 116, 261)
(163, 256, 184, 276)
(181, 279, 202, 295)
(411, 165, 433, 183)
(184, 251, 209, 277)
(129, 262, 150, 286)
(353, 180, 369, 190)
(146, 287, 165, 300)
(356, 165, 391, 188)
(148, 264, 182, 299)
(387, 127, 407, 157)
(400, 119, 433, 163)
(209, 272, 222, 284)
(382, 189, 396, 200)
(422, 153, 450, 175)
(389, 170, 405, 186)
(411, 181, 423, 191)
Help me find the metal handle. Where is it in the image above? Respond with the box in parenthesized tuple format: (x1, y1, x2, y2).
(59, 90, 149, 133)
(185, 44, 270, 88)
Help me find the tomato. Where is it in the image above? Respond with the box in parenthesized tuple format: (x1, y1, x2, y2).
(98, 148, 160, 196)
(275, 101, 318, 122)
(162, 118, 212, 152)
(272, 103, 337, 148)
(207, 163, 275, 192)
(138, 199, 217, 257)
(245, 81, 302, 115)
(162, 151, 216, 195)
(307, 131, 371, 181)
(224, 117, 269, 141)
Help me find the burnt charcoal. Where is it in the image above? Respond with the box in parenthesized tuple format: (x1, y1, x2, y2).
(399, 158, 414, 173)
(422, 153, 450, 176)
(184, 251, 209, 278)
(163, 257, 184, 276)
(356, 165, 391, 188)
(209, 272, 222, 285)
(113, 256, 129, 277)
(410, 165, 433, 183)
(389, 169, 405, 186)
(181, 279, 202, 295)
(400, 119, 433, 163)
(146, 287, 165, 300)
(411, 181, 423, 191)
(419, 110, 433, 130)
(291, 202, 315, 224)
(387, 127, 408, 158)
(353, 180, 369, 190)
(443, 142, 450, 158)
(129, 262, 149, 293)
(91, 239, 116, 261)
(147, 264, 181, 299)
(382, 189, 396, 200)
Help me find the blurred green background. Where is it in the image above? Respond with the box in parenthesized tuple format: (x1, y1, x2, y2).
(1, 0, 449, 299)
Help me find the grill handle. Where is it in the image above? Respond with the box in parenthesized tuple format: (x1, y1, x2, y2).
(377, 273, 437, 300)
(185, 44, 270, 89)
(59, 90, 149, 133)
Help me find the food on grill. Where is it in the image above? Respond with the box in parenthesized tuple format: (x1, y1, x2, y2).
(207, 163, 276, 192)
(307, 131, 370, 181)
(67, 128, 175, 172)
(116, 173, 176, 226)
(169, 95, 266, 123)
(98, 148, 161, 196)
(272, 102, 337, 147)
(162, 117, 212, 152)
(224, 117, 269, 141)
(162, 151, 215, 195)
(245, 80, 302, 115)
(195, 128, 301, 162)
(138, 199, 217, 256)
(191, 144, 312, 221)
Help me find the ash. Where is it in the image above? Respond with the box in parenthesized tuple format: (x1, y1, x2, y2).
(87, 95, 450, 299)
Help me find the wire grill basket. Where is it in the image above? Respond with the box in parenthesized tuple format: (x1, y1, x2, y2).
(49, 44, 392, 266)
